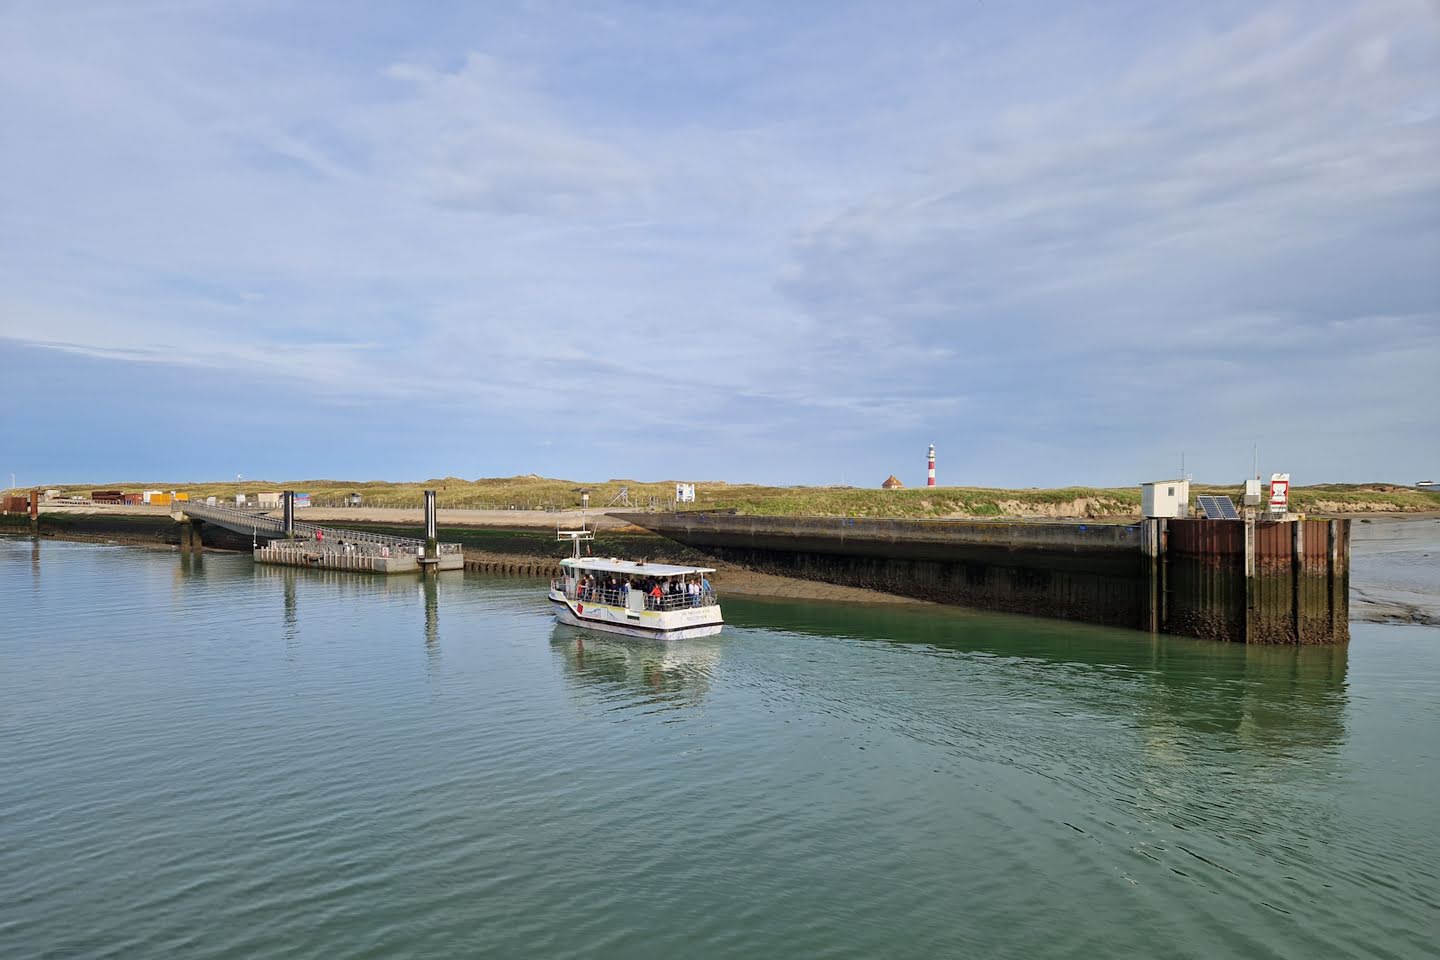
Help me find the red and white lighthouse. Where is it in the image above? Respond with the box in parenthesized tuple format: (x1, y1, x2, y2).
(927, 443, 936, 487)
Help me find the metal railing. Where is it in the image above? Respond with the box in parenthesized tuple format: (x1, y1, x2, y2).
(552, 580, 719, 611)
(172, 500, 462, 555)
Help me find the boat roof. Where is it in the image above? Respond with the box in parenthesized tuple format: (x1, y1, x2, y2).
(561, 557, 714, 577)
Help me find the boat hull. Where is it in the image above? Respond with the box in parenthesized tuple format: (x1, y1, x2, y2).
(549, 595, 723, 640)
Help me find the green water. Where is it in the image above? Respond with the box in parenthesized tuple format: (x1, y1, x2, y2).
(2, 539, 1437, 959)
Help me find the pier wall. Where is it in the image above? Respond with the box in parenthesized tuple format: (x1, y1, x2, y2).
(10, 511, 256, 551)
(622, 514, 1150, 628)
(622, 513, 1350, 644)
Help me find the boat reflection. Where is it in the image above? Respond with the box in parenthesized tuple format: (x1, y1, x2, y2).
(550, 627, 722, 714)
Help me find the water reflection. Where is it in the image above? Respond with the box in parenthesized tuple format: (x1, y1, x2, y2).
(249, 562, 426, 598)
(422, 573, 440, 668)
(282, 571, 299, 646)
(176, 550, 204, 581)
(723, 595, 1349, 763)
(550, 628, 721, 714)
(243, 562, 461, 660)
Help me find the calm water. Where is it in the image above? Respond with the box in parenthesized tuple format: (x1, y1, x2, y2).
(3, 539, 1438, 959)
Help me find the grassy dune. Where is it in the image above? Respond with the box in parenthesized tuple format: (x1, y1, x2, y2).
(44, 477, 1440, 519)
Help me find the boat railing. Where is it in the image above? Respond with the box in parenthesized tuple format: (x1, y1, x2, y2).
(553, 580, 718, 610)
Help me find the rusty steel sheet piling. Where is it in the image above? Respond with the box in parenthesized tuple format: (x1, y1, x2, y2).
(1166, 518, 1348, 643)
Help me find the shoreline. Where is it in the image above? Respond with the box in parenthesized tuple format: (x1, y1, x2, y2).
(23, 503, 1440, 528)
(12, 509, 1436, 621)
(440, 547, 927, 606)
(7, 524, 925, 607)
(1349, 592, 1440, 627)
(11, 527, 1425, 622)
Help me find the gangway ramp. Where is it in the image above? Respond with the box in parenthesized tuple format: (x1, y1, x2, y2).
(171, 499, 463, 573)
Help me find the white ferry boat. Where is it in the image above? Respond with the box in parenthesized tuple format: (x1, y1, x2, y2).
(548, 525, 723, 640)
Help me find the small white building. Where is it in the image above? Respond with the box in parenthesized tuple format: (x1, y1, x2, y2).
(1141, 479, 1190, 519)
(257, 492, 282, 507)
(675, 482, 696, 503)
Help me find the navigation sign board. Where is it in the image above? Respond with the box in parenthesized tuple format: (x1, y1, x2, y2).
(1268, 474, 1290, 513)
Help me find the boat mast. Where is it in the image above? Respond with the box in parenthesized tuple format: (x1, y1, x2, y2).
(556, 518, 595, 562)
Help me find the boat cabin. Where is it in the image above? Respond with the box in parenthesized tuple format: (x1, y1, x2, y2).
(556, 557, 718, 613)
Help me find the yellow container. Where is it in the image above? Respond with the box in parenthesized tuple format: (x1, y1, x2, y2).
(173, 492, 189, 501)
(150, 493, 172, 506)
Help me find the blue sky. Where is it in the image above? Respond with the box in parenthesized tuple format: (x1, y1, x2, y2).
(1, 0, 1436, 488)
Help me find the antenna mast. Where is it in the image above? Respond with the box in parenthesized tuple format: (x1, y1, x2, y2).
(556, 520, 595, 560)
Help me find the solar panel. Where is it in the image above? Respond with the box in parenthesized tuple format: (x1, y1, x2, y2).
(1197, 495, 1241, 520)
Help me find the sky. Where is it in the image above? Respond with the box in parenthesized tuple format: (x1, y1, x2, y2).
(1, 0, 1437, 488)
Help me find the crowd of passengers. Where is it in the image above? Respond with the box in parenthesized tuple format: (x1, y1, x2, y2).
(575, 573, 713, 609)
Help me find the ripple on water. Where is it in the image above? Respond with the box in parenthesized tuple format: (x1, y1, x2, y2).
(3, 540, 1440, 959)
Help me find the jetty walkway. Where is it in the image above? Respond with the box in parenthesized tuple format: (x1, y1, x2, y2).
(171, 499, 463, 574)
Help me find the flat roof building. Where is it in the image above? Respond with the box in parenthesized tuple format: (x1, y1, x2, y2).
(1141, 479, 1190, 519)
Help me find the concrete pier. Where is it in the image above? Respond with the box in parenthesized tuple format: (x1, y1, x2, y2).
(254, 539, 462, 573)
(172, 499, 464, 575)
(178, 518, 205, 552)
(622, 512, 1350, 644)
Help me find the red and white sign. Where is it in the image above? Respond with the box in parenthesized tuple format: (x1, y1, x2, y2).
(1268, 473, 1290, 512)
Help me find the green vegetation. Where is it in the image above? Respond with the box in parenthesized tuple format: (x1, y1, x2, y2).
(41, 477, 1440, 519)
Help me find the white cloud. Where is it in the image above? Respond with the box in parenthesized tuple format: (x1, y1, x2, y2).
(372, 54, 648, 216)
(0, 0, 1435, 482)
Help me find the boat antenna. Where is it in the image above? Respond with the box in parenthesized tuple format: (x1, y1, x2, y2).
(558, 520, 593, 560)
